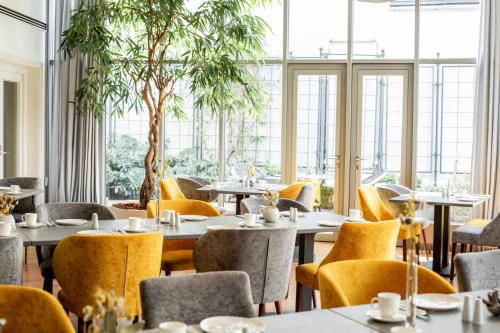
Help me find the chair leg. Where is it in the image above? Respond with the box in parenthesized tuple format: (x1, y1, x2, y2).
(421, 230, 430, 261)
(274, 301, 283, 315)
(469, 244, 474, 252)
(460, 243, 467, 253)
(450, 242, 457, 282)
(402, 240, 407, 262)
(77, 317, 85, 333)
(415, 242, 420, 265)
(312, 290, 317, 308)
(258, 304, 266, 316)
(24, 246, 28, 264)
(295, 283, 302, 312)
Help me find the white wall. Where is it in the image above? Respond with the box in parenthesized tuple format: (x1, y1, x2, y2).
(0, 0, 46, 179)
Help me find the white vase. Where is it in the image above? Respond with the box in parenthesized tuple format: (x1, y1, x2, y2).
(262, 206, 280, 222)
(0, 214, 16, 231)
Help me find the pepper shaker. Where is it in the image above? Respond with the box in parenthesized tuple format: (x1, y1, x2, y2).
(91, 213, 99, 230)
(472, 297, 484, 326)
(462, 295, 472, 322)
(175, 213, 182, 227)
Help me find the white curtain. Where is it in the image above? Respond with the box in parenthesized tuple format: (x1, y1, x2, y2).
(471, 0, 500, 218)
(46, 0, 105, 203)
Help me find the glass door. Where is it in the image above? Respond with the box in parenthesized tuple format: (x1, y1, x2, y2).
(286, 65, 345, 212)
(350, 64, 414, 207)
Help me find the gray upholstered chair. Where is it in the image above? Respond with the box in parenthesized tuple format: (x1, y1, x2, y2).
(375, 184, 431, 260)
(35, 203, 116, 293)
(240, 197, 311, 215)
(231, 163, 267, 181)
(193, 228, 297, 316)
(451, 212, 500, 281)
(295, 184, 314, 211)
(140, 271, 255, 328)
(177, 176, 218, 202)
(455, 250, 500, 292)
(0, 177, 44, 221)
(0, 236, 23, 285)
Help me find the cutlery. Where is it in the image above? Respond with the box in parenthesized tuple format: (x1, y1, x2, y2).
(399, 305, 430, 321)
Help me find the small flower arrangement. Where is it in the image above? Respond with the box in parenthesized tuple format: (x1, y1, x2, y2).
(0, 194, 16, 215)
(263, 189, 279, 207)
(83, 288, 125, 333)
(247, 163, 255, 178)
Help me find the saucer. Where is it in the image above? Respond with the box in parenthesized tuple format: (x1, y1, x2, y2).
(77, 230, 109, 235)
(366, 309, 406, 323)
(239, 222, 263, 228)
(318, 221, 343, 227)
(344, 217, 365, 222)
(18, 222, 45, 229)
(123, 227, 148, 233)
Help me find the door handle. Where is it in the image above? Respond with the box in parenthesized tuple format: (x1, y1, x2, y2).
(355, 156, 366, 170)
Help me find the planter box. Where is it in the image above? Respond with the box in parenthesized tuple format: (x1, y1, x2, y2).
(110, 201, 148, 219)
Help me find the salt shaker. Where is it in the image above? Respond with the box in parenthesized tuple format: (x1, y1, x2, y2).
(175, 213, 182, 227)
(292, 208, 298, 222)
(91, 213, 99, 230)
(472, 297, 484, 325)
(462, 295, 472, 322)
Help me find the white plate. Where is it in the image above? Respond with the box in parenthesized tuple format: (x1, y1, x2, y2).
(456, 196, 479, 202)
(18, 222, 45, 229)
(180, 215, 208, 221)
(280, 211, 305, 217)
(366, 309, 406, 323)
(200, 316, 265, 333)
(318, 221, 343, 227)
(55, 219, 88, 226)
(206, 225, 238, 230)
(123, 227, 148, 233)
(77, 230, 109, 235)
(344, 217, 366, 222)
(238, 222, 263, 228)
(415, 294, 461, 311)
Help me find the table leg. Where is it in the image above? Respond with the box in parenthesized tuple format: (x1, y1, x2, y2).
(235, 194, 243, 215)
(427, 204, 451, 276)
(298, 233, 315, 311)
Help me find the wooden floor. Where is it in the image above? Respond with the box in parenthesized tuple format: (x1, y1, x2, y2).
(22, 241, 426, 317)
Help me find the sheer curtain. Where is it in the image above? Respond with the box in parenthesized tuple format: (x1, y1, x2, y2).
(46, 0, 105, 203)
(471, 0, 500, 218)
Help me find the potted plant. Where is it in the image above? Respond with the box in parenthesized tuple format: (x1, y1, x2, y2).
(262, 189, 279, 222)
(61, 0, 268, 210)
(0, 194, 16, 231)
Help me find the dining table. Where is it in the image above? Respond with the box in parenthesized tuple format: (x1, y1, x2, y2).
(16, 211, 345, 311)
(389, 192, 491, 276)
(137, 290, 500, 332)
(197, 183, 285, 215)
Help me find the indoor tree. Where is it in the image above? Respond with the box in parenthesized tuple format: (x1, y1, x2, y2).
(61, 0, 268, 208)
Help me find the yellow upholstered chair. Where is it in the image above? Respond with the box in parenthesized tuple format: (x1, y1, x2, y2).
(318, 259, 456, 308)
(147, 199, 221, 274)
(357, 186, 422, 260)
(160, 177, 186, 200)
(295, 220, 400, 311)
(52, 232, 163, 320)
(0, 285, 74, 333)
(299, 179, 322, 209)
(279, 182, 305, 200)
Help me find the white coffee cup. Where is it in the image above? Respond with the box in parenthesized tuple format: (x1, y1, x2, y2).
(244, 213, 258, 226)
(349, 209, 363, 220)
(22, 213, 37, 226)
(158, 321, 187, 333)
(371, 292, 401, 318)
(10, 185, 21, 193)
(128, 217, 141, 231)
(0, 222, 11, 236)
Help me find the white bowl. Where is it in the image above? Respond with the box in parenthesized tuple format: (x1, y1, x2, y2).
(158, 321, 187, 333)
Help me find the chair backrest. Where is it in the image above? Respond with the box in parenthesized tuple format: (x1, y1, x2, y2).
(147, 199, 221, 218)
(187, 176, 211, 186)
(160, 178, 186, 200)
(231, 163, 267, 180)
(193, 228, 297, 304)
(0, 177, 44, 214)
(240, 197, 311, 215)
(455, 250, 500, 292)
(376, 183, 411, 195)
(319, 221, 400, 268)
(0, 236, 23, 285)
(176, 177, 211, 202)
(480, 213, 500, 247)
(299, 179, 322, 207)
(0, 285, 74, 333)
(279, 183, 304, 201)
(295, 184, 314, 211)
(357, 186, 395, 222)
(374, 186, 404, 217)
(52, 232, 163, 317)
(318, 259, 456, 308)
(36, 202, 116, 221)
(140, 271, 255, 328)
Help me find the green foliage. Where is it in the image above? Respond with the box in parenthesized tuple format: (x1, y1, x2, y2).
(106, 135, 147, 198)
(165, 149, 219, 181)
